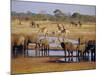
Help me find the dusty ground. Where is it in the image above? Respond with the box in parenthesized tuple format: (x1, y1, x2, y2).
(11, 57, 96, 74)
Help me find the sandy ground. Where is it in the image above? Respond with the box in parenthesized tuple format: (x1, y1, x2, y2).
(11, 57, 96, 74)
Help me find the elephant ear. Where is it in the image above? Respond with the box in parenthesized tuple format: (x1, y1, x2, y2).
(17, 35, 25, 45)
(11, 34, 19, 45)
(65, 42, 73, 46)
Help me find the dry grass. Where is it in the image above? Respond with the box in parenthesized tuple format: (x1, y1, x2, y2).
(11, 20, 96, 41)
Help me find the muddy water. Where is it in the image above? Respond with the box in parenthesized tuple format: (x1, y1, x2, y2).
(39, 36, 79, 47)
(26, 36, 95, 62)
(27, 50, 95, 62)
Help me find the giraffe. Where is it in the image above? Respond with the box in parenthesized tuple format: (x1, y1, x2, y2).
(57, 24, 70, 40)
(38, 26, 48, 38)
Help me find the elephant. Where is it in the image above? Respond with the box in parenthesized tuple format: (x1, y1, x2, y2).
(11, 34, 26, 58)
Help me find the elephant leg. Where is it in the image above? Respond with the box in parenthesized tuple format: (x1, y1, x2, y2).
(91, 50, 95, 61)
(44, 49, 45, 56)
(13, 49, 16, 58)
(64, 50, 67, 62)
(35, 50, 37, 56)
(41, 49, 44, 56)
(80, 51, 83, 57)
(42, 49, 44, 56)
(25, 46, 28, 57)
(84, 51, 87, 57)
(26, 50, 28, 57)
(94, 51, 96, 61)
(26, 49, 28, 57)
(91, 51, 93, 61)
(38, 49, 40, 56)
(45, 50, 47, 56)
(78, 50, 80, 57)
(43, 49, 45, 56)
(46, 50, 47, 56)
(37, 50, 39, 56)
(71, 51, 73, 57)
(44, 48, 47, 56)
(48, 49, 49, 56)
(76, 50, 79, 57)
(22, 47, 25, 57)
(45, 49, 47, 56)
(46, 50, 48, 56)
(83, 51, 87, 60)
(67, 50, 69, 57)
(47, 47, 49, 56)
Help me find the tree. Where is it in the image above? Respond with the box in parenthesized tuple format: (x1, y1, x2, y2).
(71, 12, 81, 18)
(53, 9, 67, 21)
(54, 9, 63, 17)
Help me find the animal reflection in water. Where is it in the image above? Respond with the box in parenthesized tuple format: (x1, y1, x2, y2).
(34, 39, 49, 56)
(11, 35, 26, 57)
(60, 42, 79, 62)
(12, 34, 96, 62)
(60, 40, 96, 62)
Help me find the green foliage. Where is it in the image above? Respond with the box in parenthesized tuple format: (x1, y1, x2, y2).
(71, 12, 81, 18)
(11, 10, 96, 23)
(71, 12, 96, 23)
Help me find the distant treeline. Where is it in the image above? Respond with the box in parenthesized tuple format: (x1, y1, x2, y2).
(11, 9, 96, 23)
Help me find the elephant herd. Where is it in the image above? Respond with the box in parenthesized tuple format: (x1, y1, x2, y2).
(11, 34, 49, 58)
(11, 34, 96, 62)
(60, 40, 96, 62)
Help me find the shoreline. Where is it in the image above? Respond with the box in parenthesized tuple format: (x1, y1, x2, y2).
(11, 57, 96, 74)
